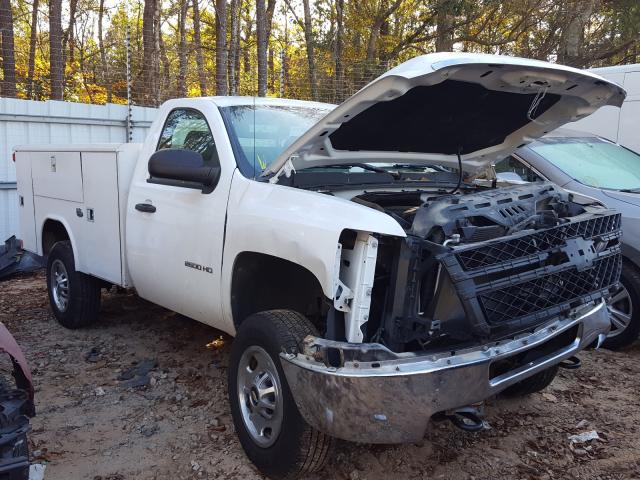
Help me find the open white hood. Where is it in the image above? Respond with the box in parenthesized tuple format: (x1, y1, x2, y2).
(265, 52, 625, 179)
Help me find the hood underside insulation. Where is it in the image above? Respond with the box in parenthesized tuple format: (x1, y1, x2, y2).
(329, 79, 560, 155)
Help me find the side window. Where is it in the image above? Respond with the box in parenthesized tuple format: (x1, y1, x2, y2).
(157, 109, 219, 166)
(494, 156, 543, 182)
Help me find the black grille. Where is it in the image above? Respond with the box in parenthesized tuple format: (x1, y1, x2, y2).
(478, 254, 621, 325)
(438, 211, 622, 334)
(455, 214, 621, 271)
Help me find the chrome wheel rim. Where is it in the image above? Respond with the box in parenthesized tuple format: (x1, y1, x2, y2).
(51, 259, 70, 312)
(607, 283, 633, 338)
(237, 345, 283, 447)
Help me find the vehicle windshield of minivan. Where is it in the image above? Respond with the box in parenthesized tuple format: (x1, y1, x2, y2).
(529, 137, 640, 191)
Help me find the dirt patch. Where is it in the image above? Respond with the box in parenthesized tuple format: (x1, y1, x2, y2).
(1, 272, 639, 480)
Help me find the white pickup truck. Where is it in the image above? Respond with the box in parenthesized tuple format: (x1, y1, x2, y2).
(15, 53, 625, 479)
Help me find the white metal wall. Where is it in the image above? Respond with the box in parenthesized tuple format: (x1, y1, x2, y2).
(0, 98, 158, 242)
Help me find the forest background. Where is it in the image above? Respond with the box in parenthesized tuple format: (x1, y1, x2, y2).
(1, 0, 639, 106)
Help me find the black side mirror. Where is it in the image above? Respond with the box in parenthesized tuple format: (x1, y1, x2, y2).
(148, 149, 221, 193)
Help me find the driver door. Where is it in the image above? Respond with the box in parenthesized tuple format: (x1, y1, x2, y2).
(126, 106, 229, 325)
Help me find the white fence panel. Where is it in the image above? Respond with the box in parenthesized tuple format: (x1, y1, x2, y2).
(0, 98, 158, 242)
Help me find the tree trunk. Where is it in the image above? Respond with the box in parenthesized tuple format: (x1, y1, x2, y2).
(435, 0, 454, 52)
(192, 0, 207, 96)
(558, 0, 595, 67)
(63, 0, 78, 67)
(268, 48, 275, 92)
(0, 0, 16, 97)
(256, 0, 267, 96)
(301, 0, 317, 100)
(142, 0, 156, 105)
(98, 0, 112, 103)
(228, 0, 240, 95)
(215, 0, 228, 95)
(365, 20, 382, 66)
(266, 0, 276, 40)
(49, 0, 64, 100)
(282, 16, 289, 96)
(153, 0, 161, 103)
(78, 41, 93, 103)
(363, 1, 401, 79)
(159, 30, 171, 99)
(242, 3, 252, 78)
(152, 0, 161, 106)
(26, 0, 39, 99)
(334, 0, 344, 102)
(178, 0, 188, 97)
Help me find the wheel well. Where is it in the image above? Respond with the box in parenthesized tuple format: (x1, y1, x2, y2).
(231, 252, 328, 332)
(623, 255, 640, 272)
(42, 220, 70, 255)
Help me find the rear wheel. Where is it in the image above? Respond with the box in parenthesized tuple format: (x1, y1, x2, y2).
(46, 241, 101, 329)
(229, 310, 332, 479)
(602, 262, 640, 349)
(502, 365, 559, 397)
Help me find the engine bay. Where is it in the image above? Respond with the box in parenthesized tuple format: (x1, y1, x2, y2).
(350, 182, 622, 352)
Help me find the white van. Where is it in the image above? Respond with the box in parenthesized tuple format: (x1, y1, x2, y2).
(569, 64, 640, 152)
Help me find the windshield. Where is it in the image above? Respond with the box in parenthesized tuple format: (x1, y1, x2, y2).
(220, 104, 332, 178)
(529, 137, 640, 190)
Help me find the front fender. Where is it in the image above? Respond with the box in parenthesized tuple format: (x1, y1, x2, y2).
(221, 171, 405, 333)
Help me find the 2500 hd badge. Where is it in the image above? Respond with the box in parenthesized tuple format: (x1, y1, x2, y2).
(185, 261, 213, 274)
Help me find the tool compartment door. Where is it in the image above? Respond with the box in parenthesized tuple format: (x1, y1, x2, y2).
(78, 151, 123, 284)
(31, 151, 83, 203)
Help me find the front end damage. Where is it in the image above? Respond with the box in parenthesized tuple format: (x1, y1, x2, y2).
(281, 301, 608, 443)
(280, 182, 620, 443)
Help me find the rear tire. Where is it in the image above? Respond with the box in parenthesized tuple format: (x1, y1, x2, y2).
(502, 365, 559, 397)
(229, 310, 332, 479)
(602, 262, 640, 350)
(46, 241, 101, 329)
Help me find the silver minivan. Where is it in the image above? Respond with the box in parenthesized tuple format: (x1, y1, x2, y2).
(493, 129, 640, 349)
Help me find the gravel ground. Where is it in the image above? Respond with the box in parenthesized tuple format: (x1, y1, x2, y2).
(1, 272, 639, 480)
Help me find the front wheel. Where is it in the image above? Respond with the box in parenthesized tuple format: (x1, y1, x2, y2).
(228, 310, 332, 479)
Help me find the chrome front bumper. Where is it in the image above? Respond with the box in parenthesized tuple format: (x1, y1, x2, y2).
(280, 301, 610, 444)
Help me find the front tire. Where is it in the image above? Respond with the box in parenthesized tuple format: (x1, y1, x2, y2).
(229, 310, 332, 479)
(46, 241, 101, 329)
(602, 262, 640, 350)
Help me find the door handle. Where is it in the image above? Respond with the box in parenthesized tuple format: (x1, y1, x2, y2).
(135, 203, 156, 213)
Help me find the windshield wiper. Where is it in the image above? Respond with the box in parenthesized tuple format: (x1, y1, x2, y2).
(305, 163, 399, 177)
(305, 163, 388, 173)
(388, 163, 449, 172)
(618, 188, 640, 193)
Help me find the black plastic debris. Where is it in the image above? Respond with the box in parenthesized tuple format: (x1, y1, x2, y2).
(118, 359, 157, 389)
(84, 347, 102, 364)
(0, 237, 42, 281)
(0, 389, 31, 480)
(0, 322, 35, 480)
